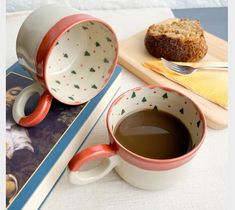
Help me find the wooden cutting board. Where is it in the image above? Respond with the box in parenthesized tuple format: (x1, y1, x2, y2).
(118, 19, 228, 130)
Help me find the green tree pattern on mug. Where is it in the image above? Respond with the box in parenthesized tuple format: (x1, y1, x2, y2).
(47, 21, 116, 104)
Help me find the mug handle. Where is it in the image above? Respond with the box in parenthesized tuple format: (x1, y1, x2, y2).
(12, 81, 53, 127)
(68, 144, 119, 185)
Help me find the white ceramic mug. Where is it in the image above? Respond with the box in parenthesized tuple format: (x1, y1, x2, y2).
(67, 85, 206, 190)
(13, 4, 118, 127)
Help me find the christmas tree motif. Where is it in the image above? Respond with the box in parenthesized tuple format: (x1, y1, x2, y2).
(63, 53, 68, 58)
(74, 85, 80, 89)
(153, 105, 158, 111)
(197, 120, 201, 128)
(84, 51, 90, 56)
(121, 109, 125, 115)
(52, 88, 57, 92)
(90, 68, 96, 72)
(104, 58, 109, 63)
(106, 37, 112, 42)
(68, 96, 74, 101)
(55, 80, 61, 84)
(82, 26, 88, 30)
(162, 93, 168, 99)
(91, 84, 97, 89)
(142, 97, 147, 103)
(179, 108, 184, 114)
(71, 70, 77, 74)
(90, 21, 94, 25)
(131, 92, 136, 98)
(95, 42, 101, 47)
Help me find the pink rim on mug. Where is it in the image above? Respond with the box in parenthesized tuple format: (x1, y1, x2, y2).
(36, 14, 119, 105)
(68, 85, 206, 173)
(105, 85, 206, 171)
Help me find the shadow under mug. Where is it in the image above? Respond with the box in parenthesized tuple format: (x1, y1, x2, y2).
(68, 85, 206, 190)
(13, 4, 118, 127)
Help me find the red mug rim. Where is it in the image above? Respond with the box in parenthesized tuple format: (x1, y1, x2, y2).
(36, 14, 119, 105)
(106, 84, 206, 168)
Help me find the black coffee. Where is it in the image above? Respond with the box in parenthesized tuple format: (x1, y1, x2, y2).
(114, 109, 192, 159)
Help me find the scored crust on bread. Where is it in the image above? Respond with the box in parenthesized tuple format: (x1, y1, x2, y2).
(144, 19, 208, 62)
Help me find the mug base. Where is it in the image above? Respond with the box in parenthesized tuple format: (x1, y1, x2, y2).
(114, 157, 192, 190)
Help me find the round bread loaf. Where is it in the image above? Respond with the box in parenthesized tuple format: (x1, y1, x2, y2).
(144, 19, 208, 62)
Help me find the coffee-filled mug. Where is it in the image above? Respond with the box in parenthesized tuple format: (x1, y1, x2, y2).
(13, 4, 118, 127)
(68, 85, 206, 190)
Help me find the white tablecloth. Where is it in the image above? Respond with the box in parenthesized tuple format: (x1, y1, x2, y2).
(7, 8, 227, 210)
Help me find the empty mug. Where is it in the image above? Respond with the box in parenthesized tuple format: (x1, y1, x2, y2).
(13, 4, 118, 127)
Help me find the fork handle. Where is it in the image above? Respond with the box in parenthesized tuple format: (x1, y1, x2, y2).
(196, 66, 228, 70)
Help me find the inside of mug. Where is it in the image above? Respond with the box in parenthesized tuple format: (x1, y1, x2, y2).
(45, 20, 117, 104)
(108, 86, 205, 154)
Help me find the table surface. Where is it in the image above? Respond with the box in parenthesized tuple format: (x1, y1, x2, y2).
(6, 7, 228, 210)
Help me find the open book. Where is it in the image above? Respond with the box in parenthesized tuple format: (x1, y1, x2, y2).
(6, 62, 121, 210)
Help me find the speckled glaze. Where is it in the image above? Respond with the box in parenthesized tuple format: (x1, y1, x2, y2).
(45, 20, 117, 104)
(13, 4, 118, 127)
(68, 85, 206, 190)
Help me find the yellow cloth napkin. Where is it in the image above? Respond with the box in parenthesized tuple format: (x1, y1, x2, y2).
(144, 60, 228, 108)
